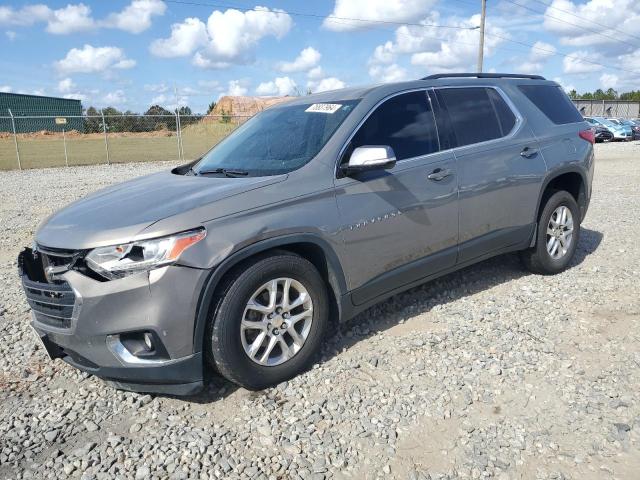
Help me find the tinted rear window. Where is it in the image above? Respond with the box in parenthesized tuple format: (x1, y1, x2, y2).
(518, 85, 582, 125)
(438, 87, 512, 147)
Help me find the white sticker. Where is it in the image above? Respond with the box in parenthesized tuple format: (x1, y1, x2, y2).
(305, 103, 342, 114)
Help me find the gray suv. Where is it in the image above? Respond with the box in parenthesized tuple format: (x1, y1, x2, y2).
(19, 73, 594, 395)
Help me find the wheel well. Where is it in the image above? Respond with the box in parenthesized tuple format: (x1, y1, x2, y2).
(539, 172, 586, 220)
(209, 242, 342, 331)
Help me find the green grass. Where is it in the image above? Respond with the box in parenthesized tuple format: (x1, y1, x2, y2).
(0, 121, 240, 170)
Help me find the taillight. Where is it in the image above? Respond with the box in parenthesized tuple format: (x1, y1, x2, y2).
(579, 129, 595, 144)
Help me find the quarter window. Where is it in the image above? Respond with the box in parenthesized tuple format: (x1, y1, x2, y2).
(438, 87, 516, 147)
(518, 85, 583, 125)
(349, 91, 440, 161)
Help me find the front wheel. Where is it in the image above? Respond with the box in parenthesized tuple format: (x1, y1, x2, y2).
(521, 190, 581, 275)
(207, 253, 328, 390)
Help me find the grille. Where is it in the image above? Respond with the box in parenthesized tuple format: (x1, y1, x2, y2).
(18, 248, 77, 329)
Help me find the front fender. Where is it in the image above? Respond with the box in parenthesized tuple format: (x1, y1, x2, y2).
(190, 233, 348, 356)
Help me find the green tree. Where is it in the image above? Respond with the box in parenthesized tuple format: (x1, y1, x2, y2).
(84, 106, 102, 133)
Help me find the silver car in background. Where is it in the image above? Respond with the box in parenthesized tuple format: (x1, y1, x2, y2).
(585, 117, 631, 141)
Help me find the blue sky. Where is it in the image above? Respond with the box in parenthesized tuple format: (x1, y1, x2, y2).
(1, 0, 639, 113)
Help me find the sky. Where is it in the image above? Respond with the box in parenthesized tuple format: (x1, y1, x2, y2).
(1, 0, 639, 113)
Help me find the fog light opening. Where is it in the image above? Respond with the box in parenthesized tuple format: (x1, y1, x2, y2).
(143, 332, 154, 352)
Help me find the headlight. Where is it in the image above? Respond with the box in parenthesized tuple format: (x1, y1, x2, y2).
(85, 228, 206, 280)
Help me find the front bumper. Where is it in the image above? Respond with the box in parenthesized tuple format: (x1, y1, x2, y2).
(20, 248, 209, 395)
(612, 131, 632, 140)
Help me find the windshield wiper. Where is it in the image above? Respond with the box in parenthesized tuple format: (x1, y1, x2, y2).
(197, 168, 250, 177)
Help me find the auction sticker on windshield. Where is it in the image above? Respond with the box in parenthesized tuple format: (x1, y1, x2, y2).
(305, 103, 342, 113)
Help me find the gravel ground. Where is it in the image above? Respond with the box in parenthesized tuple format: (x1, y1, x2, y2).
(1, 141, 639, 480)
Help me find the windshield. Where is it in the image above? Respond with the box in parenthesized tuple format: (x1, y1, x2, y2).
(195, 100, 360, 176)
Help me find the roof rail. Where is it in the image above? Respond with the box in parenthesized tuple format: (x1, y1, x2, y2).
(422, 73, 546, 80)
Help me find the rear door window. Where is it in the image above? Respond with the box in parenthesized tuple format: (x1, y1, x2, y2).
(349, 90, 440, 161)
(518, 85, 583, 125)
(437, 87, 515, 147)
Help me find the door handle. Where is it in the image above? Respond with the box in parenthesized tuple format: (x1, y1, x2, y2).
(427, 168, 452, 181)
(520, 146, 538, 158)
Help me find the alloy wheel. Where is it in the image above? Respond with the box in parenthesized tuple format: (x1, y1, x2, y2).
(546, 205, 574, 260)
(240, 278, 313, 366)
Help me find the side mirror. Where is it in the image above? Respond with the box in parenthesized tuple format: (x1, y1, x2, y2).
(343, 146, 396, 175)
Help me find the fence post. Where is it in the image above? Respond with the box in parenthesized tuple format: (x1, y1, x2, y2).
(101, 109, 110, 165)
(178, 110, 185, 162)
(62, 128, 69, 167)
(8, 109, 21, 170)
(175, 110, 183, 162)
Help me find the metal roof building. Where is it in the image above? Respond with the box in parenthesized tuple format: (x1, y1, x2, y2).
(0, 92, 83, 133)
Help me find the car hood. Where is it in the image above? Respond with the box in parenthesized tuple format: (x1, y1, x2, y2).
(36, 169, 287, 250)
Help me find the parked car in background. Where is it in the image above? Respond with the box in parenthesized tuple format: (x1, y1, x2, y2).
(19, 73, 594, 394)
(620, 119, 640, 140)
(607, 118, 634, 139)
(585, 117, 631, 141)
(593, 125, 614, 143)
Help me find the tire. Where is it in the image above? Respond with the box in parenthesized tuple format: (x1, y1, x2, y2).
(520, 190, 581, 275)
(206, 252, 328, 390)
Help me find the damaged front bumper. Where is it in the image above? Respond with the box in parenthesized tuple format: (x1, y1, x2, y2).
(19, 247, 209, 396)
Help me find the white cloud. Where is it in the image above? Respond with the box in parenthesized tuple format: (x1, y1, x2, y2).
(605, 50, 640, 90)
(0, 4, 51, 26)
(409, 14, 506, 72)
(219, 80, 249, 98)
(308, 77, 346, 93)
(55, 45, 136, 75)
(563, 50, 603, 74)
(0, 85, 12, 93)
(150, 17, 208, 58)
(369, 63, 408, 83)
(5, 30, 16, 41)
(1, 1, 165, 34)
(514, 41, 557, 74)
(256, 76, 297, 96)
(307, 66, 324, 80)
(57, 78, 76, 93)
(600, 73, 618, 89)
(371, 42, 395, 65)
(323, 0, 437, 31)
(102, 90, 127, 105)
(552, 77, 576, 93)
(151, 7, 292, 68)
(46, 3, 94, 34)
(543, 0, 640, 50)
(278, 47, 321, 73)
(529, 41, 557, 63)
(150, 94, 168, 105)
(144, 83, 169, 93)
(367, 12, 506, 75)
(104, 0, 166, 34)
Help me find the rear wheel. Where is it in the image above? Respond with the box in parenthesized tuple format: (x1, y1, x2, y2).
(207, 253, 328, 389)
(521, 190, 580, 275)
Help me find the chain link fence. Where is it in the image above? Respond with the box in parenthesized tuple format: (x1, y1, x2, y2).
(0, 112, 250, 170)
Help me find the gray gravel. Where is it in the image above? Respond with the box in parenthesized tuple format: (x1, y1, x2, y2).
(1, 142, 639, 480)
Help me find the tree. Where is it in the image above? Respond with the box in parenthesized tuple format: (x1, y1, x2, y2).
(84, 106, 102, 133)
(207, 101, 217, 114)
(144, 105, 172, 116)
